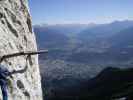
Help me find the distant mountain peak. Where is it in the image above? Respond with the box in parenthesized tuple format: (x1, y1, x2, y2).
(111, 20, 133, 24)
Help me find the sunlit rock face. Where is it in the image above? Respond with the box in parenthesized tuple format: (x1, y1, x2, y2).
(0, 0, 42, 100)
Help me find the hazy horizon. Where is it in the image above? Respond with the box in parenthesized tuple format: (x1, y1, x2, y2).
(33, 19, 133, 26)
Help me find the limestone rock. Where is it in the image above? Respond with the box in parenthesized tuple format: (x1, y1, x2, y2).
(0, 0, 42, 100)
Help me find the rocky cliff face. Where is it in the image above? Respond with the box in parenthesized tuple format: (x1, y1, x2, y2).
(0, 0, 42, 100)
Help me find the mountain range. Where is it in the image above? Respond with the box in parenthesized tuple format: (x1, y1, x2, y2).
(34, 20, 133, 64)
(34, 20, 133, 100)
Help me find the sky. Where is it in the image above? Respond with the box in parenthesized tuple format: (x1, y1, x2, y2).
(29, 0, 133, 25)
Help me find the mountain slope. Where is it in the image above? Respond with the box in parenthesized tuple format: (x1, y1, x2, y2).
(34, 26, 69, 49)
(34, 24, 89, 37)
(109, 26, 133, 48)
(78, 20, 133, 39)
